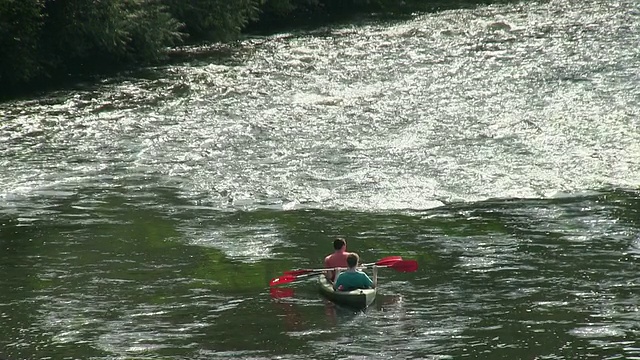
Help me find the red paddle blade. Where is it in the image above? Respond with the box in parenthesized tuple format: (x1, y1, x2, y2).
(389, 259, 418, 272)
(269, 274, 297, 287)
(374, 256, 403, 266)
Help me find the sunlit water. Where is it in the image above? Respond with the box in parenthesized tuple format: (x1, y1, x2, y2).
(1, 0, 639, 359)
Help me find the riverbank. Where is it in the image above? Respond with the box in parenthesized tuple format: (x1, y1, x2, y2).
(0, 0, 519, 101)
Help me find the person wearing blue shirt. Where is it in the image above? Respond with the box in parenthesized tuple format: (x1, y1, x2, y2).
(333, 253, 376, 291)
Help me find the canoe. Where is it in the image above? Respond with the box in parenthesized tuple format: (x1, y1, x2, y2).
(317, 275, 376, 309)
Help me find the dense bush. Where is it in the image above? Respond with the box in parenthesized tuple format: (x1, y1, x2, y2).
(40, 0, 181, 71)
(0, 0, 185, 94)
(0, 0, 45, 85)
(162, 0, 262, 42)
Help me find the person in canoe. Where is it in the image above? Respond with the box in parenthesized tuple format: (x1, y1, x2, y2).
(324, 237, 349, 282)
(333, 253, 376, 291)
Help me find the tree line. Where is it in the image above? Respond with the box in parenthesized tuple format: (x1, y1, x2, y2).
(0, 0, 505, 97)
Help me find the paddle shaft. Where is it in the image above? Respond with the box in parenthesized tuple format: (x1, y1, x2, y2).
(269, 258, 417, 287)
(283, 256, 403, 276)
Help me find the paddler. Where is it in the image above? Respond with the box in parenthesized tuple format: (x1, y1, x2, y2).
(324, 237, 349, 282)
(333, 252, 376, 291)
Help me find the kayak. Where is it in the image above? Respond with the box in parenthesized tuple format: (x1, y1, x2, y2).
(317, 275, 376, 309)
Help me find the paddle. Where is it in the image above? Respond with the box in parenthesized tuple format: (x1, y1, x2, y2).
(283, 256, 403, 277)
(269, 259, 417, 287)
(377, 259, 418, 272)
(269, 272, 317, 287)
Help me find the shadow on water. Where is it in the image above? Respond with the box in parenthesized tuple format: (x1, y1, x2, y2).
(321, 300, 369, 324)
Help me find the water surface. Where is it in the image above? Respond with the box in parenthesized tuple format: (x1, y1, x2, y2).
(1, 0, 639, 358)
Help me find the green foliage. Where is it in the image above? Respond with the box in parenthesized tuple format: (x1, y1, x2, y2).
(0, 0, 45, 85)
(120, 1, 184, 62)
(39, 0, 182, 71)
(262, 0, 302, 16)
(161, 0, 263, 42)
(39, 0, 123, 68)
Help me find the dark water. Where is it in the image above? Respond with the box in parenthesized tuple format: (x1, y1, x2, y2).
(1, 193, 639, 359)
(1, 0, 639, 358)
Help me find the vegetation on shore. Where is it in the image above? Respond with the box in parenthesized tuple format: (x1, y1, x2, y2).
(0, 0, 510, 98)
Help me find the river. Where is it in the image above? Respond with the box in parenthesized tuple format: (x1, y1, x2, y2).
(1, 0, 639, 359)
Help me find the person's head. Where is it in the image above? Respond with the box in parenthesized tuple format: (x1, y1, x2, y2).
(333, 237, 346, 251)
(346, 252, 359, 268)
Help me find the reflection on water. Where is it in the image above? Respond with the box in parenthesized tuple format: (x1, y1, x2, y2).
(270, 287, 296, 299)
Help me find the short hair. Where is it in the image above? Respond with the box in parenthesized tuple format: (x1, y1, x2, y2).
(346, 252, 359, 267)
(333, 237, 346, 250)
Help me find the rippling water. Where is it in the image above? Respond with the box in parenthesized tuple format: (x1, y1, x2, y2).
(1, 0, 639, 359)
